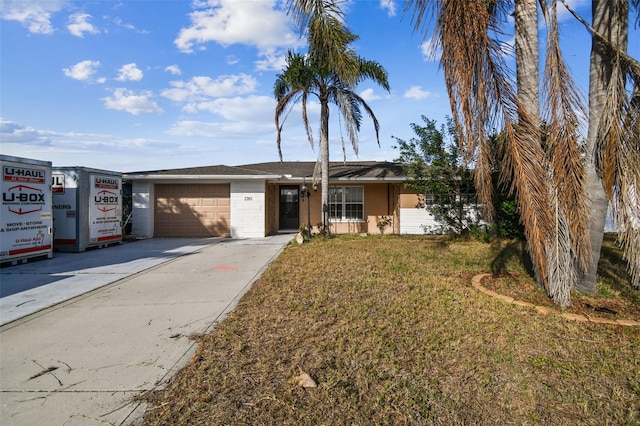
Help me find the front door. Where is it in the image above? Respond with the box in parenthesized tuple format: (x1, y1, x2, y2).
(279, 186, 299, 230)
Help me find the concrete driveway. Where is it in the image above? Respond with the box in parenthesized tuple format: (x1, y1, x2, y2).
(0, 234, 292, 425)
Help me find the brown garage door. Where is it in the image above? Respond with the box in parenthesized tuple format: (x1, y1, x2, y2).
(155, 184, 230, 237)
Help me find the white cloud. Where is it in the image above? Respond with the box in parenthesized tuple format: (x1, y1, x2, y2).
(360, 88, 381, 102)
(404, 86, 433, 99)
(113, 17, 148, 33)
(174, 0, 301, 53)
(63, 60, 102, 81)
(420, 37, 441, 62)
(184, 95, 275, 120)
(67, 12, 98, 37)
(116, 63, 143, 81)
(0, 0, 65, 34)
(165, 65, 182, 75)
(161, 74, 258, 103)
(167, 95, 276, 139)
(254, 48, 287, 71)
(380, 0, 396, 17)
(0, 118, 52, 145)
(557, 0, 589, 22)
(103, 88, 163, 115)
(167, 120, 270, 139)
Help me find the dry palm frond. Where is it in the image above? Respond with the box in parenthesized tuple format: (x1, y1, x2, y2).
(546, 186, 577, 307)
(584, 1, 640, 289)
(540, 0, 590, 272)
(558, 0, 640, 289)
(604, 80, 640, 288)
(435, 0, 551, 287)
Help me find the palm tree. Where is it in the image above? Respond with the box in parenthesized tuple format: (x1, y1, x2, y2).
(538, 0, 590, 305)
(275, 2, 390, 230)
(403, 0, 598, 305)
(405, 0, 639, 302)
(560, 0, 640, 291)
(405, 0, 553, 299)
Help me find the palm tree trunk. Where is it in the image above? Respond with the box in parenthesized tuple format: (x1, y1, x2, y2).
(320, 95, 330, 231)
(515, 0, 539, 118)
(515, 0, 550, 290)
(576, 0, 620, 293)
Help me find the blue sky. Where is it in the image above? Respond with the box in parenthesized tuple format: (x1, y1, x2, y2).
(1, 0, 638, 173)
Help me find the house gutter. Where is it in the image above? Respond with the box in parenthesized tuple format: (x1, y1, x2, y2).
(123, 174, 281, 181)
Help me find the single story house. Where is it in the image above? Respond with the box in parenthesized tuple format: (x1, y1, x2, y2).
(123, 161, 442, 239)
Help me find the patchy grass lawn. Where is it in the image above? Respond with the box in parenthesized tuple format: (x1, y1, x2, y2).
(143, 235, 640, 425)
(484, 233, 640, 320)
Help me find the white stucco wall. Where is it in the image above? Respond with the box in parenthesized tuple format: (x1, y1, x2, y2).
(230, 180, 266, 238)
(131, 181, 154, 238)
(399, 208, 437, 234)
(400, 206, 485, 234)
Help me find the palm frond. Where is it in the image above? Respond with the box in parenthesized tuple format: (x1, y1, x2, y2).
(583, 0, 640, 289)
(403, 0, 438, 34)
(546, 188, 576, 306)
(436, 0, 551, 287)
(356, 58, 391, 92)
(598, 63, 640, 289)
(300, 91, 315, 152)
(352, 91, 382, 147)
(541, 0, 590, 271)
(333, 88, 361, 155)
(276, 90, 306, 161)
(286, 0, 345, 34)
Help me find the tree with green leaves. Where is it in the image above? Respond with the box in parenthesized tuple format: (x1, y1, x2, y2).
(275, 0, 390, 229)
(395, 117, 524, 238)
(393, 116, 478, 235)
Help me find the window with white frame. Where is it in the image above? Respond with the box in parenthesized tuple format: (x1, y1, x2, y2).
(329, 186, 364, 221)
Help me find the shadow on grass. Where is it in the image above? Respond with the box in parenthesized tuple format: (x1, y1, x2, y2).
(597, 233, 640, 306)
(489, 239, 535, 279)
(488, 234, 639, 308)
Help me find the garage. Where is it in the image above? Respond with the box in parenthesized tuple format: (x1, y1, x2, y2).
(154, 184, 230, 237)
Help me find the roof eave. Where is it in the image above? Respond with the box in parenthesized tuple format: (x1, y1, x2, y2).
(123, 174, 279, 181)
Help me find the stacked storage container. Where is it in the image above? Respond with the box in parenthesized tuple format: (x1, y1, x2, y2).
(0, 155, 54, 264)
(52, 167, 123, 252)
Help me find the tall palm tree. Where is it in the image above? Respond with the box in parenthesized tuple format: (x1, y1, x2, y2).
(561, 0, 640, 291)
(406, 0, 552, 298)
(405, 0, 639, 302)
(539, 0, 590, 305)
(404, 0, 594, 305)
(276, 1, 390, 230)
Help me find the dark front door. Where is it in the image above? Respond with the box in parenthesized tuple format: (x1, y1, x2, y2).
(279, 186, 299, 230)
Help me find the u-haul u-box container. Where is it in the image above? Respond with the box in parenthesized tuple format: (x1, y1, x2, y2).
(52, 167, 123, 252)
(0, 155, 54, 264)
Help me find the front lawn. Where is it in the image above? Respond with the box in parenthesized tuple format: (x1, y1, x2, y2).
(143, 235, 640, 425)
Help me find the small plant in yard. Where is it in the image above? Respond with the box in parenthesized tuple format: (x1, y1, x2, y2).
(298, 223, 311, 240)
(315, 221, 329, 237)
(376, 215, 392, 234)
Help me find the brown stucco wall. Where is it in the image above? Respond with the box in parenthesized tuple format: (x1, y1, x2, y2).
(400, 186, 424, 209)
(268, 182, 405, 235)
(265, 182, 278, 235)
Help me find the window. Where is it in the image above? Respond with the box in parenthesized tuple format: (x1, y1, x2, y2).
(424, 193, 436, 205)
(329, 186, 364, 221)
